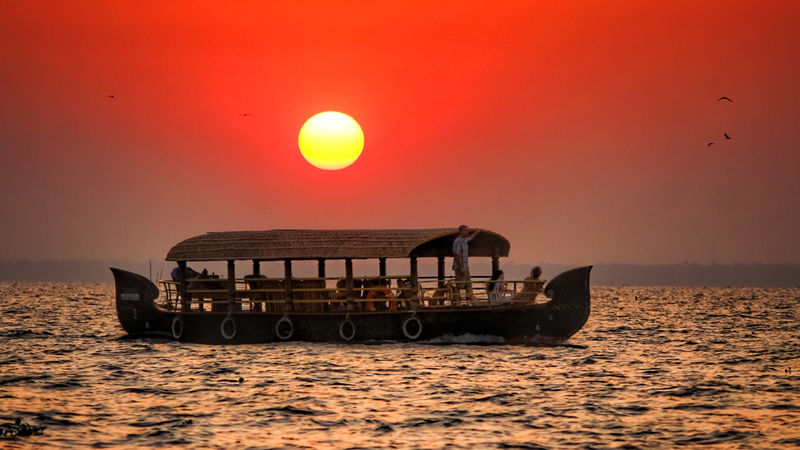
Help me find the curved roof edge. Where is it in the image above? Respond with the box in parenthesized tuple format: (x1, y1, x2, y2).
(165, 228, 510, 261)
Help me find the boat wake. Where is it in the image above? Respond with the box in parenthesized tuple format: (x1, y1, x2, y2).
(420, 333, 507, 345)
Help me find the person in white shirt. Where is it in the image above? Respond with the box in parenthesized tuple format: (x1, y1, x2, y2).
(452, 225, 480, 301)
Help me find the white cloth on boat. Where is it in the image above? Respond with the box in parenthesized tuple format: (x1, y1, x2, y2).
(489, 281, 508, 302)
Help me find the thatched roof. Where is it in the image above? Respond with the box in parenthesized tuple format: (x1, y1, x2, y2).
(165, 228, 510, 261)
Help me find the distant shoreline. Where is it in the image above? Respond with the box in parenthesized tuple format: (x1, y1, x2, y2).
(1, 259, 798, 287)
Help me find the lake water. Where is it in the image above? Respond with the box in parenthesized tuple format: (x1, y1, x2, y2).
(1, 282, 798, 448)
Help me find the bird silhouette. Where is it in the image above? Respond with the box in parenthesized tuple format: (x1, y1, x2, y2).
(718, 96, 733, 102)
(106, 94, 115, 99)
(724, 133, 732, 140)
(707, 142, 714, 147)
(239, 113, 254, 117)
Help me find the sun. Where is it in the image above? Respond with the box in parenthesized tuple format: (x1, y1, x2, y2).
(298, 111, 364, 170)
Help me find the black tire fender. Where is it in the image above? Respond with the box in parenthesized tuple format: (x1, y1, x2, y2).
(339, 318, 355, 341)
(220, 316, 236, 340)
(171, 315, 184, 340)
(275, 315, 293, 340)
(402, 316, 422, 340)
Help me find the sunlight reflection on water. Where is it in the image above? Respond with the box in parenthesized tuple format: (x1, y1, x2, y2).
(1, 283, 798, 448)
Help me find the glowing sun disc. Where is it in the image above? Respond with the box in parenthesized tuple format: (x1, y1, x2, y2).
(298, 111, 364, 170)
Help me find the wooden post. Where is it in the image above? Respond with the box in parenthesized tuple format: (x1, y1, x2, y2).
(227, 260, 236, 313)
(317, 259, 326, 278)
(379, 257, 387, 276)
(437, 255, 445, 288)
(251, 259, 262, 313)
(379, 257, 387, 285)
(345, 258, 354, 303)
(410, 253, 419, 302)
(491, 245, 500, 274)
(283, 259, 293, 310)
(178, 260, 189, 312)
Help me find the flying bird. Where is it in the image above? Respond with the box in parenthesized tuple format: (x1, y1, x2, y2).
(718, 96, 733, 102)
(724, 133, 732, 140)
(239, 113, 254, 117)
(106, 94, 115, 99)
(707, 142, 714, 147)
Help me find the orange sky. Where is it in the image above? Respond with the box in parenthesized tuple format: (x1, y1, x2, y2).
(1, 1, 799, 265)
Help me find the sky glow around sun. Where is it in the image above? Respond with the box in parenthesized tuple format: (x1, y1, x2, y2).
(1, 2, 799, 264)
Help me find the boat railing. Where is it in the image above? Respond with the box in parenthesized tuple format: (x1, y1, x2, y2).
(156, 275, 545, 312)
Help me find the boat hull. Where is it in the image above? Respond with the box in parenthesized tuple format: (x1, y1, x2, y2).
(110, 266, 592, 345)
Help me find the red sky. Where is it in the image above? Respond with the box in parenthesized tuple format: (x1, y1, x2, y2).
(1, 1, 799, 265)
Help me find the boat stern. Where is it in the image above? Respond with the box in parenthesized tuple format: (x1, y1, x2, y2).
(110, 267, 170, 337)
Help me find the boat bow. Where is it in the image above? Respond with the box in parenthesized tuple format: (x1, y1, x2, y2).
(540, 265, 592, 341)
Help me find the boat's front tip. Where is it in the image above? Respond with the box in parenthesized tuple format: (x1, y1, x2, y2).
(539, 265, 593, 342)
(110, 267, 170, 338)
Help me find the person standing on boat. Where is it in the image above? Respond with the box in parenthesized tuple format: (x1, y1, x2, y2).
(453, 225, 480, 301)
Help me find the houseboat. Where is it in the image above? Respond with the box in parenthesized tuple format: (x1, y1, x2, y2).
(111, 228, 592, 344)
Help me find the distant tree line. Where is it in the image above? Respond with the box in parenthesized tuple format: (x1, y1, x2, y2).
(499, 261, 800, 288)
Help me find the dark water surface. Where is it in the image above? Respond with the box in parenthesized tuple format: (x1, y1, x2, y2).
(1, 283, 798, 448)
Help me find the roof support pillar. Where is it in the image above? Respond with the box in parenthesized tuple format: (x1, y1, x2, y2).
(379, 257, 387, 285)
(379, 257, 387, 277)
(227, 260, 236, 313)
(252, 260, 260, 276)
(317, 258, 326, 278)
(345, 258, 354, 303)
(410, 253, 419, 303)
(491, 245, 500, 274)
(178, 260, 190, 312)
(437, 255, 445, 288)
(284, 259, 293, 310)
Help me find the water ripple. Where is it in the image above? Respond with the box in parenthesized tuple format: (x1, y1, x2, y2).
(0, 282, 797, 447)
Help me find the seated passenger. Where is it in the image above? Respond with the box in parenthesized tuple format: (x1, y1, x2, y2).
(330, 279, 366, 311)
(428, 283, 449, 306)
(171, 265, 201, 281)
(396, 278, 419, 309)
(488, 269, 513, 302)
(329, 279, 348, 311)
(511, 266, 545, 303)
(244, 274, 268, 312)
